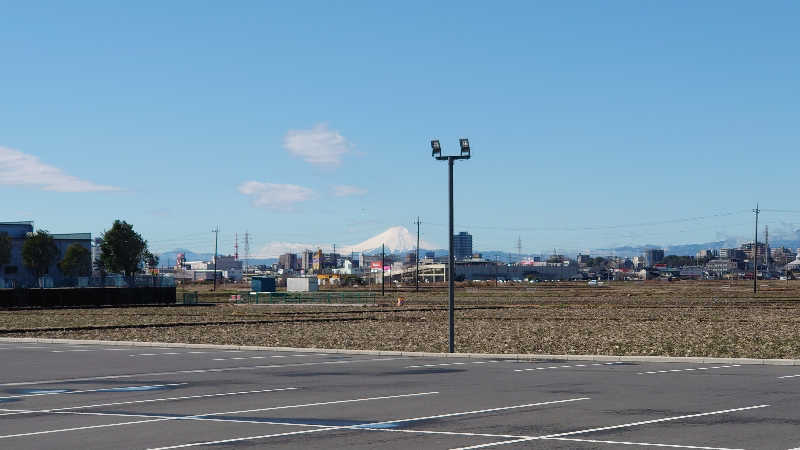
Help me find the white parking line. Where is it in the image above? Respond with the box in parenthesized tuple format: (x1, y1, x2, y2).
(0, 391, 438, 440)
(407, 361, 499, 368)
(0, 383, 187, 401)
(778, 374, 800, 379)
(452, 404, 770, 449)
(0, 357, 403, 387)
(637, 365, 741, 375)
(0, 387, 299, 417)
(544, 437, 745, 449)
(514, 362, 626, 372)
(146, 397, 587, 450)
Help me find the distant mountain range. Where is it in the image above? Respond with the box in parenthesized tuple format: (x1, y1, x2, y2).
(157, 249, 276, 267)
(155, 226, 800, 264)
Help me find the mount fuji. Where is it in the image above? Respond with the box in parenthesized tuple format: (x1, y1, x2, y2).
(341, 226, 439, 254)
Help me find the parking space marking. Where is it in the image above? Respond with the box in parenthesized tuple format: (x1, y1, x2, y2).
(146, 396, 587, 450)
(209, 354, 317, 362)
(0, 391, 438, 440)
(0, 383, 187, 401)
(453, 404, 770, 449)
(543, 437, 744, 449)
(407, 361, 499, 368)
(638, 365, 741, 375)
(514, 362, 626, 372)
(0, 357, 404, 387)
(0, 387, 300, 417)
(778, 374, 800, 379)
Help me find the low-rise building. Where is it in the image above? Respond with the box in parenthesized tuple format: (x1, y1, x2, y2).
(0, 222, 91, 288)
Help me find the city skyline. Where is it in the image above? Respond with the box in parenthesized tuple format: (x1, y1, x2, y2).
(3, 2, 799, 254)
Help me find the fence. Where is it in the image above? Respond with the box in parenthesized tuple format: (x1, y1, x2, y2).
(239, 291, 377, 305)
(0, 287, 177, 308)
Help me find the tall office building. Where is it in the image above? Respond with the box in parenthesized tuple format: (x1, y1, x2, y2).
(642, 248, 665, 267)
(453, 232, 473, 260)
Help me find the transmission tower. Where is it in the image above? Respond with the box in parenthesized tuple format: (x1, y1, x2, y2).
(234, 233, 239, 261)
(517, 236, 522, 262)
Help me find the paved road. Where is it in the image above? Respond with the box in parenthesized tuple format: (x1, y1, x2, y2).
(0, 341, 798, 449)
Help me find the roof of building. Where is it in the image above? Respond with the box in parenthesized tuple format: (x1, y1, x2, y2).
(52, 233, 91, 240)
(0, 221, 34, 226)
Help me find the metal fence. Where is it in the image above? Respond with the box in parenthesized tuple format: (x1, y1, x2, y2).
(1, 274, 176, 289)
(238, 291, 377, 305)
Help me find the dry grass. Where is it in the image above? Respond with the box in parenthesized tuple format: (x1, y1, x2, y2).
(4, 280, 800, 358)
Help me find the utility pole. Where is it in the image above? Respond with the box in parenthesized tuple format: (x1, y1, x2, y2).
(495, 254, 499, 287)
(381, 243, 385, 297)
(765, 225, 770, 274)
(333, 244, 336, 269)
(753, 204, 760, 294)
(415, 217, 421, 292)
(212, 226, 219, 291)
(517, 237, 522, 262)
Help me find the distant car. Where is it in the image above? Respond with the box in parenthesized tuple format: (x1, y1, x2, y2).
(588, 280, 598, 286)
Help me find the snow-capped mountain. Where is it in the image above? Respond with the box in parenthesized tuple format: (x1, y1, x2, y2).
(342, 226, 438, 254)
(247, 226, 439, 258)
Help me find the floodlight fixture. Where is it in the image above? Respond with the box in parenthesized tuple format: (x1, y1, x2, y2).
(431, 140, 441, 158)
(459, 138, 470, 157)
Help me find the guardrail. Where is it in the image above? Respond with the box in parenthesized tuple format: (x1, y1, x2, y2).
(239, 291, 378, 305)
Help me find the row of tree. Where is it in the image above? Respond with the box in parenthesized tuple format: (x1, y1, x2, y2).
(0, 220, 159, 284)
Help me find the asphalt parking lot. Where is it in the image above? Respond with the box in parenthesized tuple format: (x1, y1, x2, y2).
(0, 341, 799, 449)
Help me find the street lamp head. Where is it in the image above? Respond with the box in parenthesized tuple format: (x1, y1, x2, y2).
(431, 139, 441, 158)
(459, 138, 470, 158)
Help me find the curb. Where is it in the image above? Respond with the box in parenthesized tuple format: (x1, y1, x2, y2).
(2, 337, 799, 366)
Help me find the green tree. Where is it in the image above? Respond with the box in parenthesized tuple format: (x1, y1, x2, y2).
(58, 243, 92, 279)
(0, 232, 10, 266)
(143, 250, 159, 270)
(100, 220, 149, 281)
(22, 230, 59, 281)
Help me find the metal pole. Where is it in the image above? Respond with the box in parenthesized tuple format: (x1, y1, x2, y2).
(416, 216, 420, 293)
(212, 227, 219, 292)
(381, 243, 385, 297)
(448, 157, 455, 353)
(753, 204, 759, 294)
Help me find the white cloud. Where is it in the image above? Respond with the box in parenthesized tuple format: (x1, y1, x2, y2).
(333, 184, 368, 197)
(238, 181, 314, 211)
(0, 146, 120, 192)
(283, 123, 352, 166)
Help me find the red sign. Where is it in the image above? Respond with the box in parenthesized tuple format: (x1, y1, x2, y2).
(370, 262, 382, 269)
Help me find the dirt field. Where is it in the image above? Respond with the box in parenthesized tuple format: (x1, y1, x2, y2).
(2, 280, 800, 358)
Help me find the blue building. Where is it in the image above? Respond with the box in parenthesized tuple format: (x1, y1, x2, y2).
(453, 232, 473, 261)
(0, 221, 91, 288)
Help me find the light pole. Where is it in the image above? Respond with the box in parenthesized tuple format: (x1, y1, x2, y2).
(431, 138, 471, 353)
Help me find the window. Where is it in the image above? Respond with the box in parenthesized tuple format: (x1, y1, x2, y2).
(4, 266, 18, 274)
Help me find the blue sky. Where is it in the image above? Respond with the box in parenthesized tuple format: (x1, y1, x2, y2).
(2, 1, 799, 257)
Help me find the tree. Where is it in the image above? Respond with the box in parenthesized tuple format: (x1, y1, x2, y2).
(22, 230, 59, 281)
(0, 232, 10, 266)
(58, 243, 92, 279)
(100, 220, 149, 281)
(143, 250, 159, 270)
